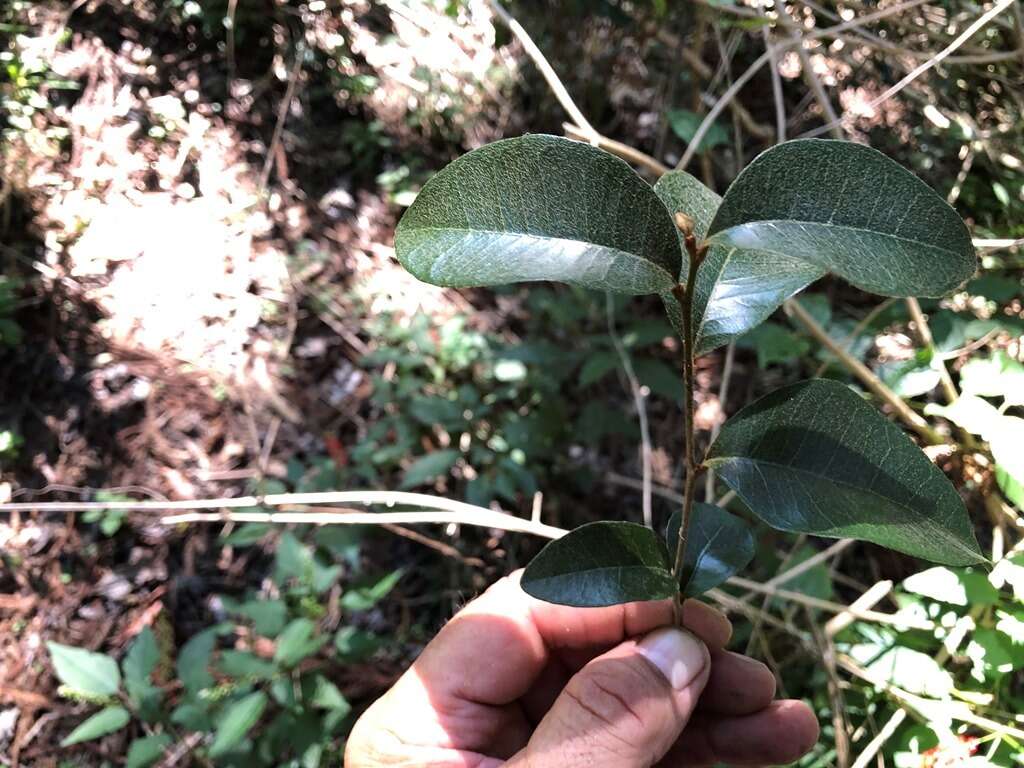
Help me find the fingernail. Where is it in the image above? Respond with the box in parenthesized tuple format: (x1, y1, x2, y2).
(636, 627, 708, 690)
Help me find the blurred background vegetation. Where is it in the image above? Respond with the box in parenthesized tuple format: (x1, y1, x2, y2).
(1, 0, 1023, 765)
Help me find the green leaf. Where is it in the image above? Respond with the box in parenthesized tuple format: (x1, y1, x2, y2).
(221, 522, 272, 547)
(578, 350, 619, 387)
(209, 691, 268, 758)
(126, 733, 172, 768)
(927, 396, 1024, 505)
(666, 503, 754, 596)
(399, 449, 459, 489)
(655, 170, 822, 355)
(633, 358, 683, 403)
(48, 643, 121, 697)
(959, 351, 1024, 405)
(122, 628, 159, 689)
(334, 627, 382, 663)
(738, 322, 811, 368)
(521, 521, 676, 607)
(61, 706, 130, 746)
(340, 569, 403, 612)
(218, 650, 278, 680)
(274, 619, 327, 667)
(275, 530, 311, 584)
(305, 674, 351, 713)
(177, 628, 217, 695)
(705, 379, 985, 565)
(848, 644, 954, 698)
(706, 140, 977, 298)
(903, 566, 999, 606)
(123, 628, 163, 721)
(228, 598, 288, 637)
(877, 353, 941, 398)
(667, 109, 729, 153)
(394, 135, 682, 295)
(967, 627, 1017, 682)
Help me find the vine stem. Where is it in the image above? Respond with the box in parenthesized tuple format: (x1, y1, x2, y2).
(669, 228, 707, 625)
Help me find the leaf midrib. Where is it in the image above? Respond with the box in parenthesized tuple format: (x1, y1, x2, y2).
(405, 225, 676, 278)
(706, 455, 980, 560)
(708, 220, 965, 259)
(531, 563, 672, 580)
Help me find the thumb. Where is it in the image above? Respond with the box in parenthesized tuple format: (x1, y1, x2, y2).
(508, 627, 710, 768)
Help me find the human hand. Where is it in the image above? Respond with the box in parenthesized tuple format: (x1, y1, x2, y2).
(345, 570, 818, 767)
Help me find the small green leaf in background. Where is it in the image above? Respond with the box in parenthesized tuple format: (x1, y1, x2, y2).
(967, 273, 1021, 303)
(902, 566, 999, 607)
(667, 109, 729, 153)
(209, 691, 268, 758)
(341, 569, 403, 612)
(274, 619, 327, 667)
(847, 644, 954, 699)
(221, 522, 272, 547)
(966, 627, 1018, 682)
(666, 503, 754, 596)
(275, 530, 311, 584)
(633, 358, 683, 403)
(48, 643, 121, 698)
(177, 628, 217, 695)
(782, 545, 834, 601)
(123, 627, 163, 721)
(927, 394, 1024, 510)
(959, 351, 1024, 405)
(521, 521, 676, 607)
(334, 626, 382, 663)
(61, 705, 130, 746)
(395, 134, 682, 295)
(706, 379, 985, 565)
(706, 140, 977, 298)
(578, 350, 619, 387)
(227, 598, 288, 637)
(306, 674, 351, 714)
(399, 449, 459, 489)
(126, 733, 172, 768)
(122, 627, 160, 688)
(877, 351, 941, 398)
(738, 322, 811, 368)
(218, 650, 278, 680)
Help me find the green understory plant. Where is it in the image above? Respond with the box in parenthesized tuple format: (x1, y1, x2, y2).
(394, 134, 986, 613)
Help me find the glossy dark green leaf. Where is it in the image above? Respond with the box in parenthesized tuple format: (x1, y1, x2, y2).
(209, 691, 267, 758)
(521, 521, 676, 607)
(666, 503, 754, 597)
(707, 140, 976, 298)
(61, 706, 130, 746)
(706, 379, 985, 565)
(395, 135, 682, 294)
(655, 170, 822, 355)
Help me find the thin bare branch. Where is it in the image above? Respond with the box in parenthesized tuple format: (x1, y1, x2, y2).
(488, 0, 596, 137)
(606, 293, 653, 528)
(802, 0, 1017, 138)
